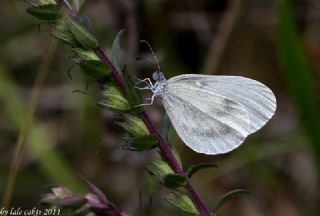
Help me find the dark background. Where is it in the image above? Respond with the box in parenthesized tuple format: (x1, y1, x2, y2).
(1, 0, 320, 215)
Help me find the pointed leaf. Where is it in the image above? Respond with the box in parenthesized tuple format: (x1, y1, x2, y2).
(187, 163, 218, 178)
(159, 113, 171, 141)
(167, 191, 199, 215)
(52, 21, 79, 46)
(212, 189, 250, 214)
(79, 175, 108, 204)
(158, 114, 182, 166)
(128, 134, 159, 151)
(79, 60, 110, 79)
(112, 30, 125, 74)
(122, 69, 144, 113)
(26, 4, 60, 20)
(72, 48, 99, 61)
(67, 17, 98, 49)
(163, 174, 187, 189)
(25, 0, 56, 6)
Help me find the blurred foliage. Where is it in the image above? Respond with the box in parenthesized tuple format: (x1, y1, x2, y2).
(278, 0, 320, 168)
(0, 0, 320, 215)
(0, 63, 85, 195)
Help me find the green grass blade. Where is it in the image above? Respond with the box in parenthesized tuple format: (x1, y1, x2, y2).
(278, 0, 320, 166)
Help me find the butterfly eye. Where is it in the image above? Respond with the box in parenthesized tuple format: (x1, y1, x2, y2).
(152, 72, 158, 81)
(153, 71, 165, 81)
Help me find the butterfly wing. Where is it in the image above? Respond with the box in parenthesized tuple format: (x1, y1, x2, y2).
(161, 74, 276, 155)
(162, 80, 251, 155)
(167, 74, 277, 133)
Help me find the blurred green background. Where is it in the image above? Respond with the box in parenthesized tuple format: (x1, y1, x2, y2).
(1, 0, 320, 215)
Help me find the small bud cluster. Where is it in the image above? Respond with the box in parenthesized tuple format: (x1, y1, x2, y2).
(40, 178, 127, 216)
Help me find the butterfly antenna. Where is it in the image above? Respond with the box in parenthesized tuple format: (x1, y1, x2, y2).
(134, 57, 158, 68)
(140, 40, 161, 72)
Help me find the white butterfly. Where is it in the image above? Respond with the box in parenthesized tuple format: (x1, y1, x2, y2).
(136, 71, 277, 155)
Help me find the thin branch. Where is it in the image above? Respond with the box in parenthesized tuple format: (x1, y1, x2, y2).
(55, 1, 212, 215)
(203, 0, 244, 75)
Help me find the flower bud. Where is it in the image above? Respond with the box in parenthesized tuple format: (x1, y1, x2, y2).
(117, 114, 149, 137)
(98, 84, 130, 112)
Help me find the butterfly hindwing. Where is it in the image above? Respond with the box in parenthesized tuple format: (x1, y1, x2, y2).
(162, 82, 251, 154)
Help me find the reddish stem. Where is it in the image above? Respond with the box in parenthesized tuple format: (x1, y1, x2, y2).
(140, 113, 212, 216)
(94, 47, 124, 91)
(55, 1, 212, 215)
(57, 0, 79, 20)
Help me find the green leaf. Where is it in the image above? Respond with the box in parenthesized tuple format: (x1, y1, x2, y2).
(163, 173, 188, 189)
(72, 48, 99, 61)
(67, 17, 99, 49)
(122, 69, 144, 113)
(52, 21, 79, 46)
(145, 160, 173, 180)
(279, 0, 320, 167)
(158, 113, 182, 166)
(212, 189, 250, 214)
(111, 30, 125, 74)
(25, 0, 56, 6)
(117, 114, 149, 137)
(98, 83, 130, 112)
(26, 4, 60, 21)
(79, 60, 110, 79)
(159, 113, 171, 141)
(187, 163, 218, 178)
(128, 134, 159, 151)
(167, 191, 199, 215)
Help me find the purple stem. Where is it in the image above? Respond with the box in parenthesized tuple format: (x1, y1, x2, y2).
(57, 0, 79, 21)
(55, 1, 212, 215)
(94, 47, 125, 91)
(140, 113, 212, 216)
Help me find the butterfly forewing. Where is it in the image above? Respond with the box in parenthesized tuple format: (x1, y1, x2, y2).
(167, 75, 277, 133)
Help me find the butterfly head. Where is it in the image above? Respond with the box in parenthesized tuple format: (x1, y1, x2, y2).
(152, 71, 166, 83)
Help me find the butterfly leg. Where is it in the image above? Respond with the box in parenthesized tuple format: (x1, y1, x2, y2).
(133, 78, 155, 92)
(135, 95, 155, 107)
(135, 86, 152, 90)
(132, 76, 154, 87)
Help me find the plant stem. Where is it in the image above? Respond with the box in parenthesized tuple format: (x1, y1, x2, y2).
(140, 113, 212, 216)
(55, 1, 212, 215)
(94, 47, 125, 91)
(57, 0, 79, 20)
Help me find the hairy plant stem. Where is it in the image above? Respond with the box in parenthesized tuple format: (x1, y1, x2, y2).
(55, 1, 212, 215)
